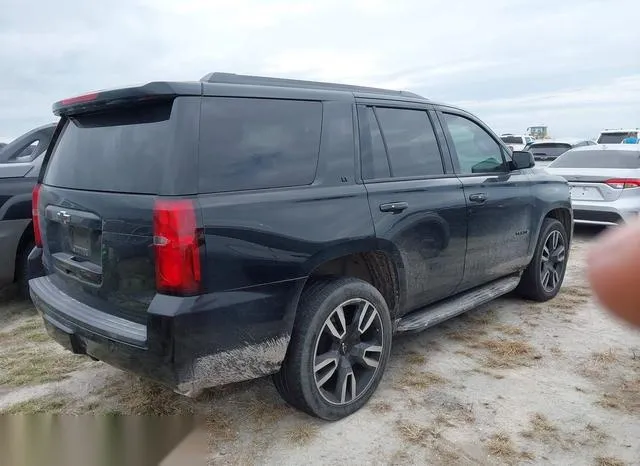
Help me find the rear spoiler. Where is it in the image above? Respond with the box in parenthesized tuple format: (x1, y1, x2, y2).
(52, 82, 203, 116)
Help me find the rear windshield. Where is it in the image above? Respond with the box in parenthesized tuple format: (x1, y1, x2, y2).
(529, 143, 571, 159)
(597, 132, 634, 144)
(44, 102, 173, 194)
(550, 149, 640, 169)
(500, 136, 522, 144)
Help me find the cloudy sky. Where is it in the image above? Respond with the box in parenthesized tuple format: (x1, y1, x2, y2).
(1, 0, 639, 141)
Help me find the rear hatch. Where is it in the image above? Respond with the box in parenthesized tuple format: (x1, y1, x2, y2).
(529, 143, 572, 161)
(37, 86, 201, 325)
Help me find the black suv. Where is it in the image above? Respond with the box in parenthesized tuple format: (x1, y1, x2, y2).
(29, 73, 572, 420)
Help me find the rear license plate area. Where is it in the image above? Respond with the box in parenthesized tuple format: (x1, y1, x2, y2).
(71, 227, 92, 257)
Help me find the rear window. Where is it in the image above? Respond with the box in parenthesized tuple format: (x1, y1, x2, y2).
(44, 102, 172, 194)
(550, 149, 640, 169)
(198, 97, 322, 193)
(529, 143, 571, 159)
(597, 132, 633, 144)
(500, 136, 523, 144)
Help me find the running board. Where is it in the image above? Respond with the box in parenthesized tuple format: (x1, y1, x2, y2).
(395, 274, 521, 334)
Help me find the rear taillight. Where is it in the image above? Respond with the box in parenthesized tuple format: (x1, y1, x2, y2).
(32, 184, 42, 247)
(60, 92, 99, 105)
(605, 178, 640, 189)
(153, 199, 202, 295)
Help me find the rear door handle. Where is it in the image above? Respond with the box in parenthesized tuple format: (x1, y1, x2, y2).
(379, 202, 408, 213)
(469, 193, 487, 203)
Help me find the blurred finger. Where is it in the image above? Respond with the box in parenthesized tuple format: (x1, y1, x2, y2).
(587, 221, 640, 327)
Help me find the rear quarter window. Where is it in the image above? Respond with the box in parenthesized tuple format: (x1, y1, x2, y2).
(198, 97, 322, 193)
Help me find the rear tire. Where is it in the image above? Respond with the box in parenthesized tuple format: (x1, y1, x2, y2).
(16, 240, 34, 301)
(273, 277, 392, 420)
(516, 218, 568, 301)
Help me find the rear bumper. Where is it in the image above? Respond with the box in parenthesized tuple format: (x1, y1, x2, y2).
(29, 273, 303, 396)
(571, 199, 640, 225)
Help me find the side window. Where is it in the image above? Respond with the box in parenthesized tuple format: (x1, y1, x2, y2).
(442, 113, 506, 174)
(361, 107, 390, 179)
(199, 98, 322, 192)
(10, 139, 41, 163)
(375, 107, 444, 177)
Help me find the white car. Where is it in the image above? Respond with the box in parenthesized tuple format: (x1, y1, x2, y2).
(597, 129, 640, 144)
(500, 134, 534, 152)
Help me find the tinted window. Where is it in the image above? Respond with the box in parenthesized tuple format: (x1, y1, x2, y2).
(442, 113, 505, 174)
(199, 98, 322, 192)
(44, 102, 172, 194)
(529, 143, 572, 159)
(361, 107, 390, 179)
(501, 136, 523, 144)
(375, 107, 443, 177)
(550, 149, 640, 169)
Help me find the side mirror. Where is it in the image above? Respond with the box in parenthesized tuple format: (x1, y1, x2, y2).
(511, 150, 535, 169)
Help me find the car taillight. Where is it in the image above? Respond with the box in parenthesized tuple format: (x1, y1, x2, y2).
(605, 178, 640, 189)
(153, 199, 202, 295)
(32, 184, 42, 247)
(60, 92, 99, 105)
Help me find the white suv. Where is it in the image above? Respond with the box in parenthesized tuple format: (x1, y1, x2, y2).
(597, 129, 639, 144)
(500, 134, 534, 151)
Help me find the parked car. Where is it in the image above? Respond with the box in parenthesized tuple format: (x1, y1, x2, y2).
(597, 128, 640, 144)
(29, 73, 572, 420)
(0, 123, 56, 297)
(500, 134, 534, 152)
(524, 139, 596, 165)
(546, 144, 640, 225)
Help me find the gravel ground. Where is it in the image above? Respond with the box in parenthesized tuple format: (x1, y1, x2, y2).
(1, 226, 639, 466)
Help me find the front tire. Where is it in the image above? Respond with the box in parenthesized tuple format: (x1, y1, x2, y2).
(516, 218, 568, 301)
(273, 277, 392, 420)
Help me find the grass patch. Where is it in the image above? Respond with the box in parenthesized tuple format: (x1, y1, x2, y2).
(98, 376, 195, 415)
(396, 371, 447, 390)
(486, 433, 518, 460)
(205, 410, 238, 442)
(521, 413, 558, 441)
(446, 329, 486, 342)
(595, 379, 640, 414)
(369, 401, 393, 414)
(592, 349, 618, 364)
(595, 457, 626, 466)
(396, 420, 439, 446)
(471, 338, 538, 369)
(494, 324, 524, 336)
(238, 398, 292, 428)
(0, 345, 89, 387)
(405, 352, 426, 365)
(286, 424, 319, 446)
(1, 395, 68, 414)
(0, 317, 50, 344)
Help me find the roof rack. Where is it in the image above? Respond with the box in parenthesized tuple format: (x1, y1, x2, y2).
(200, 72, 425, 99)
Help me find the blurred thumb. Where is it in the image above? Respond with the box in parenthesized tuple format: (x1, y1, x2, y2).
(587, 220, 640, 327)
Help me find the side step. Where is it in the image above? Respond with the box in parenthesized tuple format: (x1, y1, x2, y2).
(395, 274, 521, 334)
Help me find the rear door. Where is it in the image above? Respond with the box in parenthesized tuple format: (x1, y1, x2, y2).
(358, 102, 467, 314)
(38, 97, 200, 323)
(437, 109, 534, 290)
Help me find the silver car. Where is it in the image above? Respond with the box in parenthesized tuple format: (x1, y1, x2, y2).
(546, 144, 640, 225)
